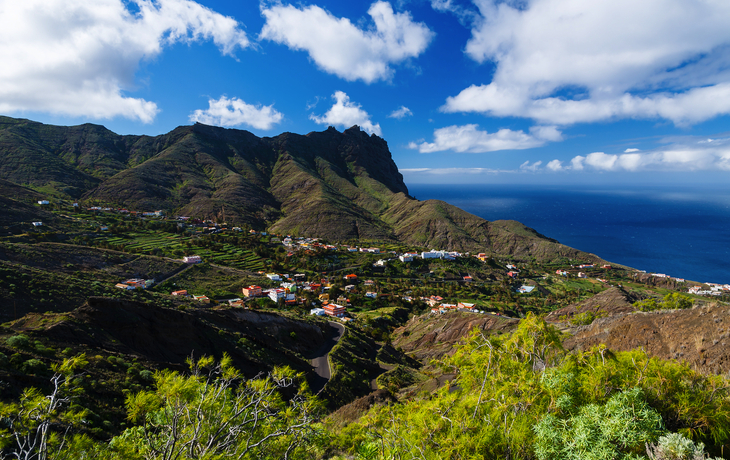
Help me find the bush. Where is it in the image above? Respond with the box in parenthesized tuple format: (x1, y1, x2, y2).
(21, 358, 48, 375)
(6, 334, 30, 349)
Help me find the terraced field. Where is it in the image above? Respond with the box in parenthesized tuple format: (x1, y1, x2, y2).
(93, 231, 265, 271)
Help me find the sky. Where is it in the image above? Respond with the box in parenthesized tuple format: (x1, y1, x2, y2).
(2, 0, 730, 185)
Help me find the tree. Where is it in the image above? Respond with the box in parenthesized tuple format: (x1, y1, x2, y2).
(111, 354, 323, 460)
(0, 355, 88, 460)
(534, 387, 664, 460)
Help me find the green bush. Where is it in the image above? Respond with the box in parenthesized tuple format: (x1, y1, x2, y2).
(21, 358, 48, 375)
(6, 334, 30, 349)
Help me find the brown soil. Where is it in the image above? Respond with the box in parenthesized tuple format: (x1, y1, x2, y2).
(327, 389, 396, 427)
(566, 302, 730, 374)
(393, 311, 518, 361)
(545, 287, 645, 323)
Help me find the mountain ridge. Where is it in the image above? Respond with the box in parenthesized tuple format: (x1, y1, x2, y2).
(0, 116, 603, 261)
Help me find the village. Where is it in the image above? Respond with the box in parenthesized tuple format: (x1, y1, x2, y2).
(33, 200, 730, 319)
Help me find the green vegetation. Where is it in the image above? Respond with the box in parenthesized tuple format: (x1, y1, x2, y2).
(4, 318, 730, 459)
(2, 115, 730, 459)
(331, 316, 730, 459)
(635, 293, 694, 312)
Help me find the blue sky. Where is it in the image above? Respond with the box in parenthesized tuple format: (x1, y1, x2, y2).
(2, 0, 730, 185)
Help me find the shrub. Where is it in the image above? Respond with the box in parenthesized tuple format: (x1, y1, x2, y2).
(6, 334, 30, 349)
(21, 358, 48, 375)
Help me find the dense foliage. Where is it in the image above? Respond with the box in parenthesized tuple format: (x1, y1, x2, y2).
(4, 317, 730, 459)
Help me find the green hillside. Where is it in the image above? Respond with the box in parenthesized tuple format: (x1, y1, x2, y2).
(0, 116, 602, 262)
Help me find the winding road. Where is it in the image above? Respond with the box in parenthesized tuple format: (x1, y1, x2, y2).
(309, 321, 345, 394)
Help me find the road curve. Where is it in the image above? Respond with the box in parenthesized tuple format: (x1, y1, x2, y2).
(310, 321, 345, 394)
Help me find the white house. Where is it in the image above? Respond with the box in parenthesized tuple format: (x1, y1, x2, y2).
(32, 222, 42, 227)
(266, 273, 281, 281)
(183, 255, 202, 264)
(268, 288, 286, 302)
(37, 200, 49, 205)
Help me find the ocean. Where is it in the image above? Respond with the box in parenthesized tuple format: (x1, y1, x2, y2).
(407, 184, 730, 284)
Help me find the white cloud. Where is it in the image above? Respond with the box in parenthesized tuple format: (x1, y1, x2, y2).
(410, 124, 562, 153)
(310, 91, 382, 135)
(189, 96, 283, 130)
(260, 1, 434, 83)
(519, 160, 542, 171)
(546, 159, 563, 171)
(443, 0, 730, 126)
(388, 106, 413, 119)
(0, 0, 249, 123)
(571, 156, 585, 171)
(624, 148, 640, 153)
(430, 0, 479, 25)
(565, 135, 730, 171)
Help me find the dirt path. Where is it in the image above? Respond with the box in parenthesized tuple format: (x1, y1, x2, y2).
(309, 321, 345, 394)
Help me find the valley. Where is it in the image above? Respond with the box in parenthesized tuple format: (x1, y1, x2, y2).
(1, 119, 729, 459)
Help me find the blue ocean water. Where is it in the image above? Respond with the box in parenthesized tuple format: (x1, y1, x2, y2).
(407, 184, 730, 284)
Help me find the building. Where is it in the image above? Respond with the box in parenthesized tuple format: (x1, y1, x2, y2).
(344, 273, 358, 281)
(32, 222, 42, 227)
(123, 279, 147, 289)
(266, 273, 281, 281)
(268, 288, 286, 302)
(517, 285, 535, 293)
(183, 255, 202, 264)
(171, 290, 188, 296)
(37, 200, 49, 205)
(577, 272, 587, 279)
(115, 283, 134, 290)
(242, 285, 262, 297)
(365, 292, 378, 299)
(422, 251, 441, 259)
(463, 276, 473, 282)
(399, 254, 414, 262)
(323, 303, 346, 317)
(192, 295, 210, 304)
(310, 308, 326, 316)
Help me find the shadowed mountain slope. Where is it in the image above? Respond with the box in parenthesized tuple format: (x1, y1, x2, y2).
(0, 116, 602, 261)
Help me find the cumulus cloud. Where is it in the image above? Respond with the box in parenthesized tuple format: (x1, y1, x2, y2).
(189, 96, 283, 130)
(564, 136, 730, 171)
(310, 91, 382, 135)
(388, 106, 413, 119)
(409, 124, 562, 153)
(260, 1, 434, 83)
(443, 0, 730, 126)
(546, 159, 563, 171)
(0, 0, 250, 123)
(624, 148, 641, 153)
(571, 156, 585, 171)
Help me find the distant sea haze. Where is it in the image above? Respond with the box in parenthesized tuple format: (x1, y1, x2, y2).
(408, 184, 730, 285)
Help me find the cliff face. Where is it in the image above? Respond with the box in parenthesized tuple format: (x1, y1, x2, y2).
(0, 116, 603, 260)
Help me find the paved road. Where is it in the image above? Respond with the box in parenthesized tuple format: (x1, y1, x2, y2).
(309, 321, 345, 394)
